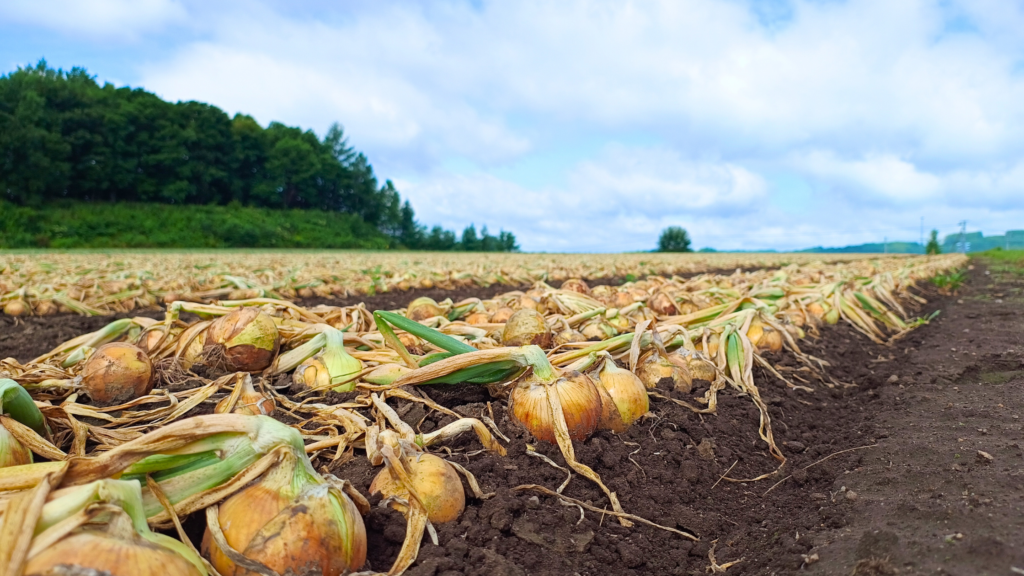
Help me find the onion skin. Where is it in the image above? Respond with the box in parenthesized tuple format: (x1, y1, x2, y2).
(81, 342, 155, 405)
(0, 423, 33, 467)
(3, 300, 29, 317)
(407, 297, 443, 321)
(509, 371, 602, 443)
(560, 278, 590, 294)
(203, 464, 366, 576)
(215, 378, 275, 416)
(592, 361, 649, 433)
(34, 300, 57, 316)
(205, 308, 280, 372)
(465, 312, 491, 325)
(26, 532, 203, 576)
(502, 309, 552, 348)
(489, 307, 515, 323)
(553, 329, 587, 346)
(370, 453, 465, 524)
(635, 351, 692, 393)
(648, 291, 677, 315)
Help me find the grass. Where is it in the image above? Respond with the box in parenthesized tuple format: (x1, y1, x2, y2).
(0, 201, 391, 250)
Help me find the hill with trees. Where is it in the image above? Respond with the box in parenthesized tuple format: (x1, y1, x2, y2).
(0, 61, 516, 251)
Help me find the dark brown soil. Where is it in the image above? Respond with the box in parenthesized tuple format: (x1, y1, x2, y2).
(6, 264, 1019, 576)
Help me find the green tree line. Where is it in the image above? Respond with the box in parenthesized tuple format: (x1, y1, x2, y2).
(0, 61, 517, 251)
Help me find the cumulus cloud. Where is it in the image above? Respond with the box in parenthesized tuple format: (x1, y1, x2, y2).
(8, 0, 1024, 250)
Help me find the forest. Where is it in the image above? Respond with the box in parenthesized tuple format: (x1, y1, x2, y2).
(0, 61, 517, 250)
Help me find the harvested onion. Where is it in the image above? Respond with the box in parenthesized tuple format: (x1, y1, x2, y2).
(591, 358, 649, 433)
(407, 297, 444, 321)
(502, 309, 552, 348)
(510, 369, 602, 443)
(81, 342, 154, 404)
(204, 307, 280, 372)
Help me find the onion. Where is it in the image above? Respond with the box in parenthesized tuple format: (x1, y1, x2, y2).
(553, 328, 587, 346)
(648, 291, 677, 315)
(580, 317, 617, 340)
(3, 299, 29, 316)
(292, 328, 363, 392)
(370, 451, 465, 524)
(489, 306, 515, 323)
(502, 309, 552, 347)
(204, 307, 280, 372)
(407, 297, 443, 321)
(516, 294, 540, 311)
(228, 288, 261, 300)
(0, 422, 32, 467)
(683, 353, 717, 382)
(465, 311, 491, 325)
(28, 529, 203, 576)
(509, 370, 602, 443)
(216, 374, 275, 416)
(591, 359, 648, 432)
(202, 452, 367, 576)
(363, 363, 413, 385)
(635, 350, 692, 392)
(746, 318, 782, 352)
(81, 342, 155, 405)
(34, 300, 57, 316)
(560, 278, 590, 294)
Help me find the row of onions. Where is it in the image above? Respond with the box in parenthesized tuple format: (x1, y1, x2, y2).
(0, 254, 966, 575)
(2, 251, 877, 316)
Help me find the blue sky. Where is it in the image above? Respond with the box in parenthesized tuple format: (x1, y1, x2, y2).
(3, 0, 1024, 252)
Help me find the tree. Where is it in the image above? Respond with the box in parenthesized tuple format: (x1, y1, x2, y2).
(658, 226, 692, 252)
(460, 224, 480, 251)
(925, 229, 941, 255)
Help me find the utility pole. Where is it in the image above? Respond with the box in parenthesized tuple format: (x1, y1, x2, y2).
(920, 217, 924, 253)
(884, 236, 888, 254)
(958, 220, 968, 253)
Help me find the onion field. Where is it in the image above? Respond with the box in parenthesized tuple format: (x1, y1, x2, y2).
(0, 252, 982, 575)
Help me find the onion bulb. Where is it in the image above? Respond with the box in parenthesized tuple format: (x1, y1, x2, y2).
(204, 307, 280, 372)
(746, 318, 783, 353)
(0, 422, 32, 467)
(580, 317, 617, 340)
(215, 374, 275, 416)
(82, 342, 154, 405)
(3, 299, 29, 316)
(465, 311, 491, 325)
(590, 359, 648, 433)
(34, 300, 57, 316)
(489, 306, 515, 323)
(553, 328, 587, 346)
(560, 278, 590, 294)
(202, 451, 367, 576)
(683, 353, 717, 382)
(502, 309, 552, 348)
(292, 328, 363, 392)
(370, 449, 465, 524)
(509, 370, 602, 443)
(407, 297, 444, 321)
(648, 291, 677, 315)
(635, 350, 692, 393)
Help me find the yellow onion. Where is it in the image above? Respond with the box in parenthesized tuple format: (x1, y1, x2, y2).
(560, 278, 590, 294)
(204, 307, 280, 372)
(216, 375, 275, 416)
(419, 278, 435, 289)
(683, 353, 717, 382)
(3, 299, 29, 316)
(807, 302, 826, 319)
(580, 317, 617, 340)
(202, 451, 366, 576)
(591, 359, 648, 433)
(607, 310, 631, 331)
(0, 422, 32, 467)
(407, 297, 444, 321)
(292, 328, 363, 392)
(824, 306, 840, 325)
(27, 528, 203, 576)
(82, 342, 155, 405)
(490, 306, 515, 323)
(163, 292, 183, 304)
(502, 309, 552, 347)
(465, 311, 491, 325)
(635, 350, 692, 393)
(516, 295, 540, 311)
(648, 291, 677, 315)
(370, 450, 465, 524)
(746, 318, 783, 353)
(553, 328, 587, 346)
(697, 333, 721, 359)
(298, 287, 314, 298)
(34, 299, 57, 316)
(509, 370, 602, 443)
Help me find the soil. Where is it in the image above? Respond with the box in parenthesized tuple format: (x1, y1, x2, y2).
(4, 263, 1021, 575)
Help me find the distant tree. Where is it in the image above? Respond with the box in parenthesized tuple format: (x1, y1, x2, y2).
(460, 224, 480, 251)
(658, 226, 692, 252)
(925, 229, 941, 255)
(498, 230, 519, 252)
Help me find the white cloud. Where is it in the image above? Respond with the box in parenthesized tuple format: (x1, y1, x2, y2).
(0, 0, 186, 39)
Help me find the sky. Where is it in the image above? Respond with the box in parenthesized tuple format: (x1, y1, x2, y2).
(2, 0, 1024, 252)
